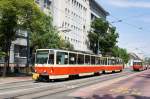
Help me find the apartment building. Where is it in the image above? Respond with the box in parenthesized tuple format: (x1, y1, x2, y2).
(36, 0, 109, 51)
(89, 0, 109, 20)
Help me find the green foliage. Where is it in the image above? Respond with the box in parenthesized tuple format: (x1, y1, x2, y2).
(0, 51, 6, 57)
(29, 15, 61, 51)
(0, 0, 73, 54)
(88, 18, 119, 55)
(112, 46, 129, 63)
(0, 0, 18, 51)
(59, 39, 74, 51)
(100, 27, 119, 55)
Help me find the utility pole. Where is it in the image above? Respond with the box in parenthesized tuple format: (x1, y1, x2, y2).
(26, 31, 30, 73)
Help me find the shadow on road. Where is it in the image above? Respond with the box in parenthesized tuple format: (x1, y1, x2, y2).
(75, 94, 150, 99)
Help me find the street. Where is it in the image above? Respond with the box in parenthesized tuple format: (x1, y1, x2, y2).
(0, 69, 148, 99)
(70, 69, 150, 99)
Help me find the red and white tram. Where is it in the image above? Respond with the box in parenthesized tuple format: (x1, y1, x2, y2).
(32, 49, 124, 81)
(132, 60, 146, 71)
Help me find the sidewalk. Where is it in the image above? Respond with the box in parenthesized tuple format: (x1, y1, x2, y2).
(0, 76, 32, 84)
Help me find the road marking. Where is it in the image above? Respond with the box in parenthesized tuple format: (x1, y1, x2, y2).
(110, 87, 141, 95)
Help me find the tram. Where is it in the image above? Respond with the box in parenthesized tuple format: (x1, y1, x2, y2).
(132, 60, 146, 71)
(32, 49, 123, 81)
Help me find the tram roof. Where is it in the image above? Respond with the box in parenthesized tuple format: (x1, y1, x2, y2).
(36, 49, 122, 60)
(36, 49, 96, 55)
(133, 60, 143, 62)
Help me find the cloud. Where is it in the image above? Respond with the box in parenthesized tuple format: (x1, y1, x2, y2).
(107, 0, 150, 8)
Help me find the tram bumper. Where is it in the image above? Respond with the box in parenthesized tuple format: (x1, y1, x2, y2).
(32, 73, 40, 81)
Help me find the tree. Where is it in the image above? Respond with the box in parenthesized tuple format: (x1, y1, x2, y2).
(0, 0, 74, 76)
(88, 18, 109, 54)
(88, 18, 119, 55)
(0, 0, 18, 76)
(30, 16, 74, 52)
(0, 0, 52, 76)
(59, 39, 74, 51)
(112, 46, 129, 64)
(0, 51, 5, 57)
(29, 15, 61, 52)
(100, 27, 119, 56)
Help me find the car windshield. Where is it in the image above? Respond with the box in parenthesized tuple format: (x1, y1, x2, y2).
(36, 50, 49, 64)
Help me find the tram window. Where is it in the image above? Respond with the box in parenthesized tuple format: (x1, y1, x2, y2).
(113, 59, 116, 65)
(36, 50, 49, 64)
(115, 59, 117, 65)
(119, 60, 122, 64)
(56, 52, 68, 64)
(77, 54, 84, 64)
(85, 55, 90, 64)
(69, 53, 77, 64)
(103, 58, 106, 65)
(133, 62, 136, 65)
(110, 59, 112, 65)
(108, 59, 111, 65)
(121, 60, 123, 64)
(100, 60, 103, 65)
(91, 56, 95, 65)
(100, 58, 103, 65)
(117, 59, 119, 65)
(99, 59, 102, 65)
(102, 59, 104, 65)
(95, 57, 100, 65)
(112, 59, 114, 65)
(48, 50, 54, 64)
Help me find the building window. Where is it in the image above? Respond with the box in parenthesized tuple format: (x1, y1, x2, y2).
(14, 45, 27, 58)
(35, 0, 40, 4)
(43, 0, 51, 9)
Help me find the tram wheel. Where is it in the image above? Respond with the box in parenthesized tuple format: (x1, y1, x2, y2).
(94, 72, 100, 76)
(102, 70, 105, 74)
(38, 75, 49, 82)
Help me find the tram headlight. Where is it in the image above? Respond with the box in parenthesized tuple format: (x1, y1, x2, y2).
(34, 70, 37, 73)
(44, 70, 47, 73)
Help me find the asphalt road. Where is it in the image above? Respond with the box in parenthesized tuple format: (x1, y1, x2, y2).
(70, 69, 150, 99)
(0, 69, 140, 99)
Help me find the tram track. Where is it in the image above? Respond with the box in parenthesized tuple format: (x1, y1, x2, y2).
(0, 80, 34, 89)
(0, 70, 128, 91)
(31, 72, 135, 99)
(3, 70, 134, 99)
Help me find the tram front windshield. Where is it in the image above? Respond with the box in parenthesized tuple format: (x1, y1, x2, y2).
(36, 50, 49, 64)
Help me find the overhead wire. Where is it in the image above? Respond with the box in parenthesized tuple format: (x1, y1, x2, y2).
(109, 14, 150, 32)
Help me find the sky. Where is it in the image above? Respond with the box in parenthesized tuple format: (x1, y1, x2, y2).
(96, 0, 150, 58)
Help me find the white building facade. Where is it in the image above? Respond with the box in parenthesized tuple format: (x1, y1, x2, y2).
(36, 0, 108, 52)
